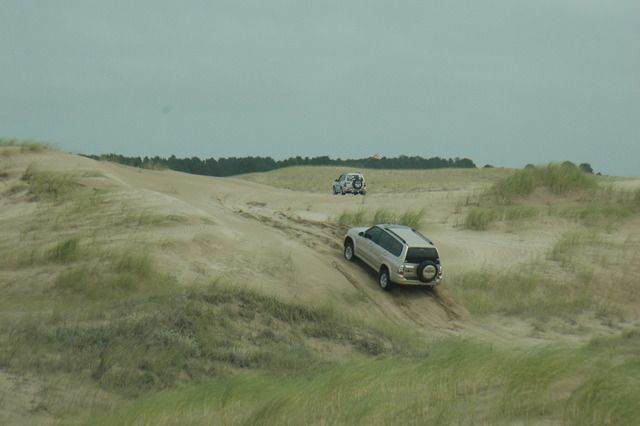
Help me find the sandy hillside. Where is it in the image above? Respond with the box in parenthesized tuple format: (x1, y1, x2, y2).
(2, 149, 466, 331)
(4, 148, 636, 340)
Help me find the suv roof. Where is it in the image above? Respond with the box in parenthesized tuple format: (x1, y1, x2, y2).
(379, 224, 435, 248)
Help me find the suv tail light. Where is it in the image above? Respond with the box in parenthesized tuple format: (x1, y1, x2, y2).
(398, 264, 415, 275)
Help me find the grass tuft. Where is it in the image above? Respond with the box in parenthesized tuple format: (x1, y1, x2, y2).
(464, 207, 499, 230)
(47, 238, 80, 263)
(21, 166, 82, 202)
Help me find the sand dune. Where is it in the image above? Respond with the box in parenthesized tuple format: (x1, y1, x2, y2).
(0, 148, 580, 336)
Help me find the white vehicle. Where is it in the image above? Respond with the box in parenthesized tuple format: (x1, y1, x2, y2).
(343, 224, 443, 291)
(332, 172, 366, 195)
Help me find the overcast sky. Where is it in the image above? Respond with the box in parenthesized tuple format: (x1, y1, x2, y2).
(1, 1, 638, 175)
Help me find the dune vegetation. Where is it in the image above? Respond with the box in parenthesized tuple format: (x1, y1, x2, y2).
(92, 332, 640, 426)
(462, 162, 640, 231)
(1, 146, 639, 425)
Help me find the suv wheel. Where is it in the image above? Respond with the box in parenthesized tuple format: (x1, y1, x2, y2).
(344, 241, 355, 261)
(379, 267, 392, 291)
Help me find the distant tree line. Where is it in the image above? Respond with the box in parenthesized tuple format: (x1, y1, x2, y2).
(80, 153, 477, 177)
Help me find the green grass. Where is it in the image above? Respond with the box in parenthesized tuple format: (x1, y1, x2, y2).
(491, 162, 597, 204)
(46, 237, 80, 263)
(88, 331, 640, 425)
(337, 208, 425, 228)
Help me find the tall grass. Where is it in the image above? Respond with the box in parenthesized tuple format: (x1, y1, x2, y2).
(337, 208, 425, 228)
(491, 162, 597, 204)
(90, 331, 640, 426)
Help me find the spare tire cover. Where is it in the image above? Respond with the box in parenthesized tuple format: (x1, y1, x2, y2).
(353, 179, 363, 189)
(417, 260, 438, 283)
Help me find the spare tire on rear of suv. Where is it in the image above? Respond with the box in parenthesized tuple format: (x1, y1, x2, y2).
(417, 260, 438, 283)
(353, 179, 362, 190)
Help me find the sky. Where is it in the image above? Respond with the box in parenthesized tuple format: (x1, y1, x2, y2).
(1, 1, 638, 175)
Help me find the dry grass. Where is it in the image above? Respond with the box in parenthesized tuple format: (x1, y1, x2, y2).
(0, 138, 50, 153)
(337, 207, 425, 228)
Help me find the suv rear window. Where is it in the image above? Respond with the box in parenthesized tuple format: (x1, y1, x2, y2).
(405, 247, 438, 263)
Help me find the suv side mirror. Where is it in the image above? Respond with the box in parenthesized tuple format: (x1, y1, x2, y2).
(358, 231, 364, 237)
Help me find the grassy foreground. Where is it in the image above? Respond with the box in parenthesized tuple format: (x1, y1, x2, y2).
(91, 331, 640, 426)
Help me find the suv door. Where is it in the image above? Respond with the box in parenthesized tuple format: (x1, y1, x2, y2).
(358, 226, 383, 266)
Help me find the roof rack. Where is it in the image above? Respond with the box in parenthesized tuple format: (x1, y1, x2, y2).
(412, 228, 433, 245)
(384, 228, 406, 244)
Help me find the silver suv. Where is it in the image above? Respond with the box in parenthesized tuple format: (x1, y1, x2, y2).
(343, 224, 443, 291)
(333, 172, 366, 195)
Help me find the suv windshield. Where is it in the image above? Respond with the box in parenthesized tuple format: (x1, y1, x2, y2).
(405, 247, 438, 263)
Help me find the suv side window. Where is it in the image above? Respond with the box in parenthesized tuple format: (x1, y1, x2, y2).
(364, 226, 382, 242)
(377, 231, 403, 257)
(339, 175, 345, 182)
